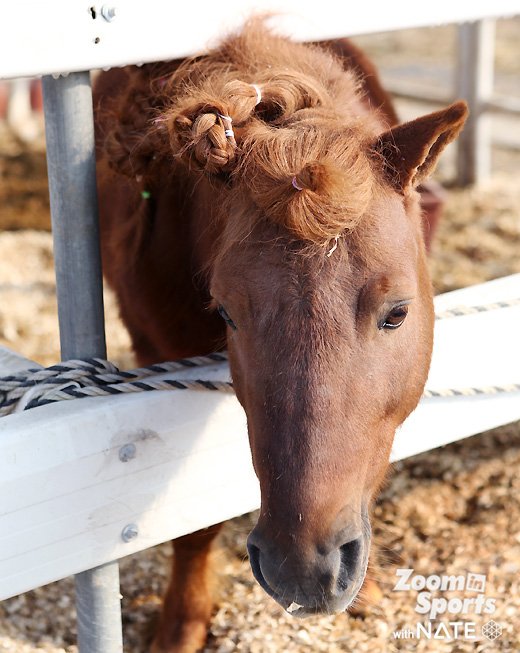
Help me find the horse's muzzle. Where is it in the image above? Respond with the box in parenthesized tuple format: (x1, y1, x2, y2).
(246, 528, 370, 616)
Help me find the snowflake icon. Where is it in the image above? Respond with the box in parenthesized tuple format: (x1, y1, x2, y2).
(482, 620, 502, 641)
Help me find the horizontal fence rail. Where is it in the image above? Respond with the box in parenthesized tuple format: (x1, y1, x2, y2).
(387, 84, 520, 121)
(0, 1, 519, 80)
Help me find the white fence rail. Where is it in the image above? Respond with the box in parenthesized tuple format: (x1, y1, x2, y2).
(1, 1, 518, 80)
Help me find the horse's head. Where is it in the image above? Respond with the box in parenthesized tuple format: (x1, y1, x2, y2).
(161, 55, 467, 615)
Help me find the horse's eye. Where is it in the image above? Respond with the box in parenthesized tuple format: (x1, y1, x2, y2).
(217, 304, 237, 330)
(379, 304, 409, 330)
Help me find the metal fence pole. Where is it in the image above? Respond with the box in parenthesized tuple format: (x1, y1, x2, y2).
(42, 72, 106, 358)
(455, 20, 496, 186)
(75, 563, 123, 653)
(42, 72, 123, 653)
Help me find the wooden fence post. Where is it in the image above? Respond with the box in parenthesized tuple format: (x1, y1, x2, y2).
(456, 20, 496, 185)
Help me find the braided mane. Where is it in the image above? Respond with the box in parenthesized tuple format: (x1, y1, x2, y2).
(103, 19, 383, 246)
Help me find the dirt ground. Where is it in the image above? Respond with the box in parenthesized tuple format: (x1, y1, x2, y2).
(0, 18, 519, 653)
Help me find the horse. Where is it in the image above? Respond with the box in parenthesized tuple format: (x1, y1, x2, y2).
(94, 19, 467, 653)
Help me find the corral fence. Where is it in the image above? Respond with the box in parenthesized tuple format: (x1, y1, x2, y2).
(384, 20, 520, 185)
(1, 2, 519, 652)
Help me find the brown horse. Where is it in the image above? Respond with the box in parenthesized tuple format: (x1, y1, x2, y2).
(94, 20, 467, 653)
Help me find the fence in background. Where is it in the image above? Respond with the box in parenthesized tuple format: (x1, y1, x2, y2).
(382, 21, 520, 185)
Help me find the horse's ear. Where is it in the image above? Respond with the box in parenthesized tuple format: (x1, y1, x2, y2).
(372, 101, 468, 190)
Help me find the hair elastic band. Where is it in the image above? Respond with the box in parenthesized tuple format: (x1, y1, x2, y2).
(326, 235, 340, 258)
(251, 84, 262, 105)
(153, 116, 167, 125)
(217, 113, 235, 139)
(292, 176, 304, 191)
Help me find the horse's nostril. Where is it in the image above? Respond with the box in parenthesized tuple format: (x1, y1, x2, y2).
(247, 542, 260, 576)
(337, 536, 363, 593)
(247, 541, 276, 599)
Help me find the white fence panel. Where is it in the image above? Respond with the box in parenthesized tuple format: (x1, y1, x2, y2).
(1, 0, 519, 79)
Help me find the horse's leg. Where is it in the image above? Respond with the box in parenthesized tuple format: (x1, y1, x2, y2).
(151, 523, 224, 653)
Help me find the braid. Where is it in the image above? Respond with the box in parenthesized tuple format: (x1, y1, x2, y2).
(98, 20, 376, 247)
(161, 79, 263, 174)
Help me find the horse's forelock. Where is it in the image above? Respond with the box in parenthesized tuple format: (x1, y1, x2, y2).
(235, 121, 375, 245)
(104, 20, 379, 250)
(153, 22, 377, 247)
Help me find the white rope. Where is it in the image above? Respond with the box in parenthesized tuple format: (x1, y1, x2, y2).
(0, 298, 518, 417)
